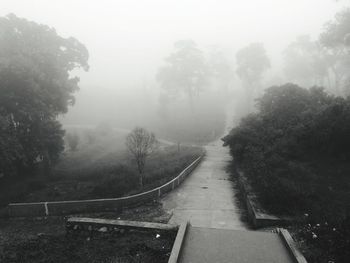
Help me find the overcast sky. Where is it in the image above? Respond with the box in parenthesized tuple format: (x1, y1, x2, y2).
(1, 0, 347, 91)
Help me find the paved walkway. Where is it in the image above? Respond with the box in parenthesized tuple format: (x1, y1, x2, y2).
(162, 137, 247, 230)
(162, 112, 301, 262)
(179, 226, 294, 263)
(162, 141, 297, 262)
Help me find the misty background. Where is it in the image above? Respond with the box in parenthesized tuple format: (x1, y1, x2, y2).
(3, 1, 350, 262)
(1, 0, 346, 132)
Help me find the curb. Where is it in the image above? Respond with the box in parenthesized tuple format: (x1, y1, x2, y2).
(278, 228, 308, 263)
(66, 217, 178, 233)
(168, 221, 188, 263)
(236, 169, 291, 228)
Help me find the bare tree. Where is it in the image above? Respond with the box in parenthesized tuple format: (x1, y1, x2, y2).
(125, 127, 158, 189)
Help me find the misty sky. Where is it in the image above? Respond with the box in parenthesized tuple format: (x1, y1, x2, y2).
(1, 0, 347, 91)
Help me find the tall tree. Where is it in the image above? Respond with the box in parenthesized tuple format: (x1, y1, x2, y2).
(0, 113, 22, 177)
(320, 8, 350, 95)
(157, 40, 209, 111)
(208, 47, 234, 101)
(0, 14, 89, 176)
(283, 35, 329, 89)
(236, 43, 270, 111)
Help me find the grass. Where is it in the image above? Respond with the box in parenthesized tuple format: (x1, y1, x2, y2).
(0, 127, 202, 206)
(0, 201, 175, 263)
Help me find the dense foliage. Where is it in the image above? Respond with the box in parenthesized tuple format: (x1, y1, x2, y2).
(0, 14, 89, 177)
(224, 83, 350, 262)
(225, 83, 350, 217)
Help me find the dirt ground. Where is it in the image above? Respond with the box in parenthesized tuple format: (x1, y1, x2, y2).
(0, 201, 175, 263)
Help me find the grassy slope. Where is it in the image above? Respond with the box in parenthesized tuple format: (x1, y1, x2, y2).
(0, 128, 202, 206)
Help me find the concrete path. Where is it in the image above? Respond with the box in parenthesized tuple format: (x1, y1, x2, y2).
(162, 137, 247, 230)
(179, 226, 294, 263)
(162, 110, 301, 263)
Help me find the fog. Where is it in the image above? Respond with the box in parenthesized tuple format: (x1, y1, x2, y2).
(4, 2, 350, 261)
(1, 0, 347, 132)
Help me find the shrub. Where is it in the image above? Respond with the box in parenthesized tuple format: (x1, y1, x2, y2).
(224, 83, 350, 262)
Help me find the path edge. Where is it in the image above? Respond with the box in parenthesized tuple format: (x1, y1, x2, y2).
(278, 228, 308, 263)
(168, 221, 188, 263)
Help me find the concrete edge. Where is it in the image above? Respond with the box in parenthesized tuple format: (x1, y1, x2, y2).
(168, 221, 188, 263)
(66, 217, 178, 232)
(7, 155, 204, 217)
(236, 170, 291, 228)
(278, 228, 308, 263)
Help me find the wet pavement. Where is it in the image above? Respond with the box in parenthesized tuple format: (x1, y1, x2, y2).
(162, 113, 301, 263)
(162, 138, 248, 230)
(178, 226, 294, 263)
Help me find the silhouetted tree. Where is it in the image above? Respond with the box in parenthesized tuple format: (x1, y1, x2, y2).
(0, 113, 22, 177)
(283, 35, 329, 88)
(208, 47, 234, 101)
(0, 14, 89, 176)
(125, 127, 158, 189)
(157, 40, 209, 111)
(320, 8, 350, 95)
(236, 42, 270, 111)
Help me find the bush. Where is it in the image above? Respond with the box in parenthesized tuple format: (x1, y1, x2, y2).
(224, 83, 350, 262)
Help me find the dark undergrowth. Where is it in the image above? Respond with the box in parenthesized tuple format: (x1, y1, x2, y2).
(0, 202, 174, 263)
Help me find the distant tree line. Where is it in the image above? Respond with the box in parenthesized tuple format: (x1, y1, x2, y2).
(155, 41, 228, 143)
(157, 39, 270, 114)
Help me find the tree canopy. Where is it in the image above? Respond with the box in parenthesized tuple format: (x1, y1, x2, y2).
(224, 83, 350, 215)
(0, 14, 89, 177)
(236, 43, 270, 85)
(283, 35, 329, 88)
(319, 8, 350, 95)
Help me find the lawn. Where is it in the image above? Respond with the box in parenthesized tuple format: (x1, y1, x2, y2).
(0, 126, 203, 207)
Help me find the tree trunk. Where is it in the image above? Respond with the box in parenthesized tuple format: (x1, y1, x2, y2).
(42, 149, 51, 176)
(136, 157, 145, 189)
(139, 172, 143, 189)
